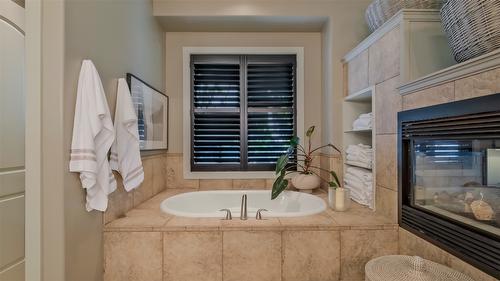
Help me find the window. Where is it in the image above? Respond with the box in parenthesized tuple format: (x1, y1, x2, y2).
(190, 54, 297, 172)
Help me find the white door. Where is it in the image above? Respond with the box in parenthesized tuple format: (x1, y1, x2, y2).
(0, 1, 25, 280)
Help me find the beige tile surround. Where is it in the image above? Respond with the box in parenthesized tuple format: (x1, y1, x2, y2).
(105, 148, 344, 223)
(393, 67, 500, 280)
(104, 153, 168, 224)
(347, 50, 369, 95)
(102, 63, 500, 281)
(357, 19, 499, 279)
(368, 26, 400, 86)
(104, 189, 398, 281)
(105, 154, 344, 219)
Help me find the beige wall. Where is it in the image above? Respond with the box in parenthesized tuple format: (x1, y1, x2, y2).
(30, 1, 373, 280)
(27, 0, 165, 280)
(165, 32, 322, 153)
(155, 0, 371, 148)
(63, 0, 164, 280)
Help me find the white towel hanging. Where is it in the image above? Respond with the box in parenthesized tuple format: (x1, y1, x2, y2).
(69, 60, 116, 212)
(110, 78, 144, 191)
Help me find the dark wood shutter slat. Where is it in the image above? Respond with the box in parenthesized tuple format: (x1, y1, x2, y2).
(247, 56, 296, 166)
(192, 112, 241, 165)
(192, 61, 240, 109)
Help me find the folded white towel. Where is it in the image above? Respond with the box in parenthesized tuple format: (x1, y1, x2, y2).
(344, 163, 373, 207)
(357, 113, 372, 119)
(345, 159, 373, 169)
(346, 184, 371, 206)
(346, 144, 372, 155)
(344, 178, 371, 190)
(110, 78, 144, 191)
(352, 112, 373, 130)
(344, 173, 372, 186)
(346, 166, 373, 182)
(346, 144, 373, 168)
(69, 60, 116, 212)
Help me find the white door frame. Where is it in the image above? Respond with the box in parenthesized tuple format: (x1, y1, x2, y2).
(25, 0, 42, 280)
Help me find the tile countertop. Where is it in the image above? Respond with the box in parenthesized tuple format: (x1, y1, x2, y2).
(104, 189, 397, 232)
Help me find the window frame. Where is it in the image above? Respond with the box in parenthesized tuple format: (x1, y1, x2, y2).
(183, 47, 305, 179)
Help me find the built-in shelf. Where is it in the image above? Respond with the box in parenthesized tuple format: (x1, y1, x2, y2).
(342, 85, 375, 210)
(345, 161, 372, 170)
(345, 87, 373, 102)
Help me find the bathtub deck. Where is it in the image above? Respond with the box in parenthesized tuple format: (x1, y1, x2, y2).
(104, 188, 396, 232)
(103, 189, 399, 281)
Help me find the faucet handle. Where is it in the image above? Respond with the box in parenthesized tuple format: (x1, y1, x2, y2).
(219, 209, 232, 220)
(256, 209, 268, 220)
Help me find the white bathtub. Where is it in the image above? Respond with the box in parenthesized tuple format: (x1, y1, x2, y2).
(160, 190, 326, 218)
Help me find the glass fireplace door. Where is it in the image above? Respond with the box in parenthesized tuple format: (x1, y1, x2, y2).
(411, 138, 500, 236)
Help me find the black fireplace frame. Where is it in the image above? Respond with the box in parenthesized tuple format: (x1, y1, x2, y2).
(398, 93, 500, 278)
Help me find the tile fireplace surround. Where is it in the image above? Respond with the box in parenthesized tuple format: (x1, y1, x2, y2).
(397, 55, 500, 281)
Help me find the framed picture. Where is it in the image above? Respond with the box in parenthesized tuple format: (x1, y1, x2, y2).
(126, 73, 168, 151)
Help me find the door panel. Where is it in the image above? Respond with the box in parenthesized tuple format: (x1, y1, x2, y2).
(0, 19, 25, 170)
(0, 172, 25, 198)
(0, 5, 25, 280)
(0, 196, 25, 269)
(0, 261, 24, 281)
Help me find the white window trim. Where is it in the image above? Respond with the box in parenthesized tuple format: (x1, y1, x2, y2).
(183, 47, 305, 179)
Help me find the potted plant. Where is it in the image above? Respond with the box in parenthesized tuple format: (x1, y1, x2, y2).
(272, 126, 344, 200)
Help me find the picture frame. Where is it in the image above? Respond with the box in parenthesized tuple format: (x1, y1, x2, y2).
(126, 73, 168, 151)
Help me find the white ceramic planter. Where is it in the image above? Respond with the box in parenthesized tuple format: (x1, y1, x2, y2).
(291, 173, 321, 193)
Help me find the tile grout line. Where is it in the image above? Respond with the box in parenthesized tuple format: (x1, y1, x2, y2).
(221, 230, 224, 281)
(281, 230, 284, 281)
(162, 231, 165, 281)
(339, 230, 343, 280)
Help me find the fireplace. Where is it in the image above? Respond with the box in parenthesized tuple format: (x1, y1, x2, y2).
(398, 93, 500, 278)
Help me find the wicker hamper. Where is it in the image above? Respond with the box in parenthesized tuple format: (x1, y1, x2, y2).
(440, 0, 500, 62)
(365, 0, 445, 32)
(365, 255, 475, 281)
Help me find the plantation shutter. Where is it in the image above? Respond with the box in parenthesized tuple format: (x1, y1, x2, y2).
(246, 56, 296, 170)
(191, 54, 296, 172)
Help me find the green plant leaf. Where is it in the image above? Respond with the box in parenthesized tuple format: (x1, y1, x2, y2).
(271, 174, 288, 200)
(330, 171, 341, 187)
(290, 136, 300, 147)
(275, 154, 288, 175)
(328, 181, 338, 188)
(306, 126, 315, 137)
(327, 143, 342, 154)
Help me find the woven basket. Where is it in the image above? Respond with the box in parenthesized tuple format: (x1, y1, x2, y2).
(366, 0, 445, 32)
(441, 0, 500, 62)
(365, 255, 475, 281)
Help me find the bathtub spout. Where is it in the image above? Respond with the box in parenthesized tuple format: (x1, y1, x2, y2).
(240, 194, 247, 220)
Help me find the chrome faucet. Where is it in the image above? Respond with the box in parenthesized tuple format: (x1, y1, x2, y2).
(256, 209, 268, 220)
(219, 209, 232, 220)
(240, 194, 247, 220)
